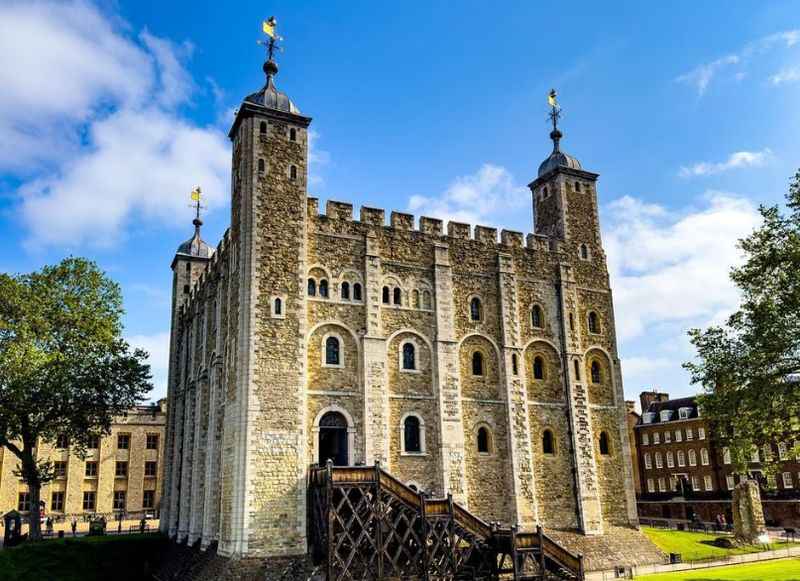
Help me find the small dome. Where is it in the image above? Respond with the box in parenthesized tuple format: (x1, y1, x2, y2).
(537, 150, 582, 177)
(176, 219, 213, 259)
(244, 61, 301, 115)
(537, 128, 582, 177)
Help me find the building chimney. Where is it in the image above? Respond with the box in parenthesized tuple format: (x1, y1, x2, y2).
(625, 400, 637, 414)
(639, 390, 669, 413)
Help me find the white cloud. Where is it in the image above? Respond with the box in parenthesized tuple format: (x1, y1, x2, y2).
(677, 29, 800, 95)
(1, 0, 231, 248)
(307, 128, 331, 189)
(603, 193, 760, 342)
(678, 148, 771, 177)
(770, 66, 800, 85)
(408, 164, 528, 227)
(127, 331, 170, 400)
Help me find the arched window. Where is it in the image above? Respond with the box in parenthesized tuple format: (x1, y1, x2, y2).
(533, 356, 545, 380)
(512, 353, 519, 375)
(274, 297, 282, 316)
(590, 360, 601, 384)
(574, 359, 580, 380)
(412, 289, 420, 309)
(580, 244, 588, 260)
(382, 286, 390, 304)
(341, 282, 350, 300)
(290, 164, 297, 180)
(404, 416, 421, 453)
(599, 431, 611, 455)
(477, 426, 491, 454)
(531, 305, 543, 328)
(588, 311, 600, 334)
(542, 429, 555, 455)
(258, 158, 265, 173)
(422, 290, 432, 309)
(259, 121, 267, 134)
(472, 351, 484, 376)
(393, 287, 402, 305)
(353, 283, 362, 301)
(325, 336, 340, 366)
(307, 278, 316, 296)
(289, 127, 297, 142)
(402, 343, 416, 370)
(319, 279, 329, 298)
(470, 297, 482, 321)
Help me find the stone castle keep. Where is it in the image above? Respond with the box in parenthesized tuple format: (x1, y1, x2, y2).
(160, 44, 642, 562)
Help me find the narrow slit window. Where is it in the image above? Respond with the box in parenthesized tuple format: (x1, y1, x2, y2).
(289, 127, 297, 141)
(477, 427, 491, 454)
(382, 286, 390, 304)
(290, 164, 297, 180)
(533, 356, 545, 380)
(274, 297, 282, 315)
(574, 359, 580, 380)
(258, 158, 265, 173)
(470, 297, 482, 321)
(393, 287, 402, 305)
(472, 351, 484, 376)
(353, 283, 362, 301)
(307, 278, 316, 296)
(531, 305, 543, 328)
(511, 353, 519, 375)
(259, 121, 267, 134)
(590, 360, 601, 384)
(599, 431, 611, 455)
(543, 429, 555, 455)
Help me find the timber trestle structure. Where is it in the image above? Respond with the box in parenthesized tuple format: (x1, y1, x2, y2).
(308, 463, 584, 580)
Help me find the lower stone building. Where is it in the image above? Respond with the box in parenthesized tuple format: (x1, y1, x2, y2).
(0, 401, 167, 519)
(633, 390, 800, 527)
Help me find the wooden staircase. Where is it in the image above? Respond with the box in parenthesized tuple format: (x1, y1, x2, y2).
(308, 463, 584, 580)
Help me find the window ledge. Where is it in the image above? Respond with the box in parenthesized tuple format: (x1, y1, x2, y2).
(400, 451, 428, 457)
(400, 369, 422, 375)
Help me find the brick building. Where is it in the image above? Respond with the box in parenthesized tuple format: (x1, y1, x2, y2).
(159, 38, 658, 565)
(0, 401, 167, 518)
(633, 390, 800, 527)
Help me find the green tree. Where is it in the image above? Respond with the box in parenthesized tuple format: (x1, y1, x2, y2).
(0, 258, 151, 540)
(685, 170, 800, 477)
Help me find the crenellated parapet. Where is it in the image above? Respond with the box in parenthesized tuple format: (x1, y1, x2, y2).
(305, 197, 565, 256)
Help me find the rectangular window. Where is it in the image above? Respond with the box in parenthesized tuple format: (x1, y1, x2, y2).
(642, 433, 649, 446)
(677, 450, 686, 467)
(85, 461, 98, 477)
(51, 491, 65, 512)
(679, 408, 690, 420)
(658, 477, 666, 492)
(778, 442, 788, 461)
(704, 475, 713, 491)
(143, 490, 155, 509)
(691, 476, 699, 491)
(723, 447, 731, 465)
(701, 448, 710, 465)
(726, 474, 736, 490)
(763, 445, 772, 462)
(54, 461, 67, 479)
(751, 447, 760, 463)
(87, 435, 100, 449)
(115, 461, 128, 478)
(146, 434, 159, 450)
(113, 491, 126, 511)
(117, 434, 130, 450)
(56, 434, 69, 449)
(689, 450, 697, 466)
(144, 461, 158, 477)
(644, 453, 652, 469)
(83, 491, 96, 511)
(686, 428, 694, 440)
(782, 472, 793, 489)
(653, 432, 660, 445)
(664, 431, 672, 443)
(647, 478, 655, 493)
(767, 474, 777, 488)
(698, 427, 706, 440)
(667, 452, 674, 468)
(18, 492, 30, 512)
(656, 453, 663, 469)
(675, 430, 682, 442)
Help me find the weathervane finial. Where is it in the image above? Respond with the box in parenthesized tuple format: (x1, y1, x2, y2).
(547, 89, 562, 152)
(189, 186, 205, 229)
(258, 16, 283, 80)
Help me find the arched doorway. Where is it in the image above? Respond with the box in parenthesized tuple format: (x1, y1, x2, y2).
(318, 411, 349, 466)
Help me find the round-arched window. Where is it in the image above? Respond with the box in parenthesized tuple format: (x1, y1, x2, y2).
(402, 343, 416, 370)
(470, 297, 482, 321)
(477, 426, 491, 454)
(325, 336, 340, 366)
(542, 429, 555, 455)
(471, 351, 484, 376)
(599, 431, 611, 455)
(531, 305, 543, 329)
(404, 416, 421, 453)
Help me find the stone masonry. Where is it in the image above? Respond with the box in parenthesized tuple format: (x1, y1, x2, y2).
(159, 47, 645, 564)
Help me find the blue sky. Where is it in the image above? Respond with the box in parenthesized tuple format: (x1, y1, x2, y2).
(1, 1, 799, 406)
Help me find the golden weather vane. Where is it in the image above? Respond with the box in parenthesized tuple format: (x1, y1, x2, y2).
(257, 16, 283, 62)
(189, 186, 205, 221)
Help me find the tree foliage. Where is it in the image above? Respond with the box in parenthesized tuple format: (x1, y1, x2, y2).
(685, 170, 800, 476)
(0, 257, 151, 539)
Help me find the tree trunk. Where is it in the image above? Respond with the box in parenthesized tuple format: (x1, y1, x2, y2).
(21, 451, 42, 541)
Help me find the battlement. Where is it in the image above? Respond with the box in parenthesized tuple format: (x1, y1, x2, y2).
(306, 198, 561, 253)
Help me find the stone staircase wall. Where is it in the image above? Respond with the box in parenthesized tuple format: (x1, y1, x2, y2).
(546, 526, 663, 572)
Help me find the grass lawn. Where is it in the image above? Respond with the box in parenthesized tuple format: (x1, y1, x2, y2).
(635, 558, 800, 580)
(642, 527, 798, 562)
(0, 533, 168, 581)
